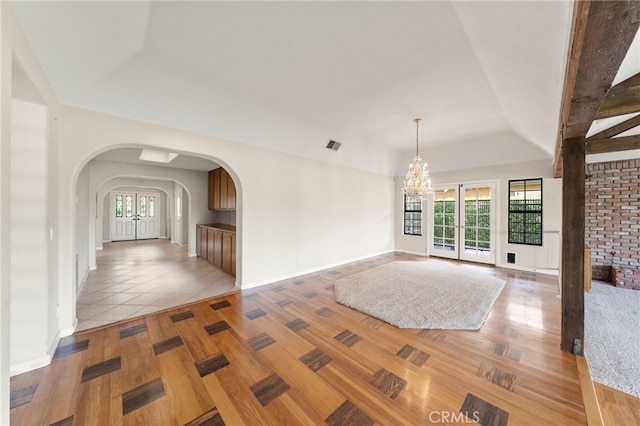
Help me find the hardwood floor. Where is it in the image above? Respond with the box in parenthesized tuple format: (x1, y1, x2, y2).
(595, 382, 640, 426)
(11, 253, 589, 425)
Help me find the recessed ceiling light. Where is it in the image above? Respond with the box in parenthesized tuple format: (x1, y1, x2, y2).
(138, 149, 179, 163)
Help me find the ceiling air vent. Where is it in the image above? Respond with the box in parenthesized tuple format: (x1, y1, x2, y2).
(326, 140, 342, 151)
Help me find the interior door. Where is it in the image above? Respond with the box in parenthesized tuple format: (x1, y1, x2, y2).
(110, 191, 160, 241)
(430, 182, 496, 265)
(111, 192, 137, 241)
(136, 192, 160, 240)
(431, 187, 459, 259)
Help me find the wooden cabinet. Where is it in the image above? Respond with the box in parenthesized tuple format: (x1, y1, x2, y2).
(208, 168, 236, 210)
(222, 232, 236, 276)
(196, 224, 236, 277)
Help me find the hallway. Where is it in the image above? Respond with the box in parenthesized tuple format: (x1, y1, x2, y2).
(76, 239, 237, 331)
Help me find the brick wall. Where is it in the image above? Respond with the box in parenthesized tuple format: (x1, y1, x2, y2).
(585, 159, 640, 290)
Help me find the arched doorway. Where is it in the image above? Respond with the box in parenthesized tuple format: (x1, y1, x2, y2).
(73, 147, 241, 331)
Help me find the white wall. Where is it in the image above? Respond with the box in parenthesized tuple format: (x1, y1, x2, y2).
(2, 7, 62, 403)
(10, 99, 49, 369)
(395, 159, 562, 274)
(75, 164, 89, 292)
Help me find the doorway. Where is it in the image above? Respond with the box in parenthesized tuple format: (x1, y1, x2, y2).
(110, 191, 160, 241)
(430, 182, 496, 264)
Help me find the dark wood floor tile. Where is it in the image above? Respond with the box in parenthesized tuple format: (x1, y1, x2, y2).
(153, 336, 184, 356)
(303, 291, 317, 299)
(184, 406, 225, 426)
(334, 330, 362, 348)
(315, 307, 335, 318)
(10, 384, 38, 409)
(250, 373, 290, 407)
(477, 363, 517, 391)
(491, 343, 522, 363)
(361, 316, 385, 329)
(460, 393, 509, 426)
(276, 299, 293, 308)
(53, 339, 89, 359)
(246, 332, 276, 351)
(292, 279, 305, 285)
(497, 325, 519, 338)
(243, 292, 259, 300)
(368, 368, 406, 400)
(299, 348, 332, 372)
(396, 344, 430, 367)
(325, 284, 334, 291)
(204, 320, 231, 335)
(170, 311, 195, 323)
(326, 400, 374, 426)
(81, 357, 122, 382)
(245, 309, 267, 320)
(285, 318, 310, 332)
(418, 329, 446, 343)
(49, 415, 74, 426)
(210, 300, 231, 310)
(119, 323, 148, 339)
(328, 270, 340, 275)
(270, 285, 285, 293)
(195, 352, 230, 378)
(122, 377, 165, 415)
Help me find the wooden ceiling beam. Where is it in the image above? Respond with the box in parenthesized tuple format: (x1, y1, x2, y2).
(595, 84, 640, 119)
(553, 1, 640, 178)
(586, 134, 640, 154)
(586, 113, 640, 140)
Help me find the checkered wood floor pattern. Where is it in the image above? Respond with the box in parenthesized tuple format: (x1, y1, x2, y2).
(11, 253, 588, 425)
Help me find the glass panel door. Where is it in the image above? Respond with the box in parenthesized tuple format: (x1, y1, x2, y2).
(460, 184, 495, 264)
(430, 182, 496, 264)
(431, 187, 459, 259)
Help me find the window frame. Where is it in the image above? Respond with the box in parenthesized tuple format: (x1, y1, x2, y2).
(508, 178, 543, 246)
(403, 194, 423, 236)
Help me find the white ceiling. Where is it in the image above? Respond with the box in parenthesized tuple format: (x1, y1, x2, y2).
(10, 1, 575, 175)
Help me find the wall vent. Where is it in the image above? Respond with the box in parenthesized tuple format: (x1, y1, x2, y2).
(326, 140, 341, 151)
(507, 252, 516, 264)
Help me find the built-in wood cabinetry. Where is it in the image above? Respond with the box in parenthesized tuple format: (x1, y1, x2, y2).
(196, 224, 236, 277)
(208, 168, 236, 210)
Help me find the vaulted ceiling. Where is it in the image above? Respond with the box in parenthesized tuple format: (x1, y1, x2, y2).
(11, 1, 575, 175)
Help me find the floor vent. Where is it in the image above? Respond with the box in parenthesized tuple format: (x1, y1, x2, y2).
(326, 140, 341, 151)
(507, 252, 516, 264)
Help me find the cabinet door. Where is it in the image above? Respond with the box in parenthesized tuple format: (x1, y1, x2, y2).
(208, 170, 215, 210)
(210, 169, 222, 210)
(220, 169, 228, 209)
(196, 226, 202, 257)
(230, 233, 236, 276)
(227, 173, 236, 210)
(222, 232, 233, 274)
(213, 230, 223, 268)
(207, 229, 215, 263)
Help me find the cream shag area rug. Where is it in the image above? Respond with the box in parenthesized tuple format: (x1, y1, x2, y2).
(334, 261, 505, 330)
(585, 281, 640, 397)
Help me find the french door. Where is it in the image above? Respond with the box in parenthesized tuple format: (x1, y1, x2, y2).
(110, 191, 160, 241)
(430, 182, 496, 264)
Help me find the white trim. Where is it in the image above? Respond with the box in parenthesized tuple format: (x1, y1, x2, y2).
(497, 263, 559, 276)
(10, 354, 51, 377)
(59, 318, 78, 338)
(395, 249, 428, 257)
(240, 250, 394, 290)
(187, 251, 197, 257)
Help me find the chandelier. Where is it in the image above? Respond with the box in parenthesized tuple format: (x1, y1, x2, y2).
(402, 118, 432, 196)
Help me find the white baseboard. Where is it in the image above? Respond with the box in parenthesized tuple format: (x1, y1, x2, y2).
(496, 262, 559, 276)
(10, 354, 52, 377)
(395, 249, 429, 257)
(60, 318, 78, 338)
(240, 250, 395, 290)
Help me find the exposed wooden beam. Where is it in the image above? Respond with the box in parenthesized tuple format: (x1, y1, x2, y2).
(586, 113, 640, 140)
(586, 134, 640, 154)
(595, 84, 640, 119)
(561, 136, 585, 353)
(617, 71, 640, 88)
(553, 1, 640, 178)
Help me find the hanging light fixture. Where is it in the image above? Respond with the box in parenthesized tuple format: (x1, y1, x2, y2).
(402, 118, 433, 196)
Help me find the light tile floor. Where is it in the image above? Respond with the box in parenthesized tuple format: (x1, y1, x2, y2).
(76, 239, 237, 332)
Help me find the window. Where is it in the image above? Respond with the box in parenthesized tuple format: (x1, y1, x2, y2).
(404, 194, 422, 236)
(508, 178, 542, 246)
